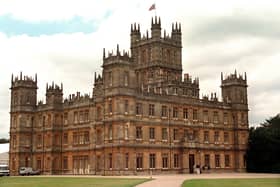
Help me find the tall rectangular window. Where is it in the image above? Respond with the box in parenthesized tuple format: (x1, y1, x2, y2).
(125, 153, 129, 169)
(183, 108, 188, 119)
(224, 112, 228, 124)
(79, 111, 84, 123)
(224, 132, 229, 143)
(136, 103, 142, 115)
(109, 125, 113, 140)
(108, 100, 112, 113)
(108, 71, 112, 86)
(173, 107, 178, 118)
(136, 153, 143, 169)
(124, 100, 129, 113)
(214, 131, 220, 142)
(173, 129, 178, 140)
(162, 153, 168, 169)
(204, 131, 209, 142)
(215, 154, 220, 167)
(149, 104, 155, 116)
(149, 153, 156, 169)
(63, 133, 68, 144)
(74, 112, 78, 124)
(84, 110, 89, 122)
(174, 154, 179, 168)
(149, 127, 155, 140)
(161, 105, 167, 117)
(63, 156, 68, 169)
(225, 154, 230, 167)
(162, 128, 168, 140)
(213, 111, 219, 123)
(203, 110, 209, 122)
(109, 153, 113, 169)
(204, 154, 210, 167)
(64, 113, 68, 125)
(193, 109, 198, 120)
(124, 71, 129, 86)
(136, 126, 142, 139)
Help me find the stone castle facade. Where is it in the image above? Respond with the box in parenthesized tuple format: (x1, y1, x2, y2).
(9, 17, 249, 175)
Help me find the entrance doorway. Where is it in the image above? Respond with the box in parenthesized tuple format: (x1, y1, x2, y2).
(189, 154, 195, 173)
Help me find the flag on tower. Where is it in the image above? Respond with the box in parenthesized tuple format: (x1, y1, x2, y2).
(149, 4, 156, 11)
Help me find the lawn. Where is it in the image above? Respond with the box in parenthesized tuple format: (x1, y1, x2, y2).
(0, 177, 150, 187)
(182, 178, 280, 187)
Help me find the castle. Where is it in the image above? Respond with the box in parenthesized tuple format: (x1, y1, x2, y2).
(9, 17, 249, 175)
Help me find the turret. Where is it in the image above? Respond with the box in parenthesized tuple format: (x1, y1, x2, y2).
(221, 71, 248, 104)
(171, 22, 182, 45)
(151, 16, 161, 39)
(46, 82, 63, 105)
(130, 23, 141, 47)
(10, 72, 38, 112)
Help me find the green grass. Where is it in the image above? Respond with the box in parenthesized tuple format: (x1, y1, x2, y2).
(0, 177, 150, 187)
(182, 178, 280, 187)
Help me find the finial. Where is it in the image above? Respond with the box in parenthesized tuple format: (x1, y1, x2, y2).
(20, 71, 22, 80)
(164, 30, 166, 38)
(146, 30, 149, 38)
(52, 81, 54, 88)
(117, 44, 119, 55)
(176, 22, 178, 30)
(151, 17, 154, 25)
(134, 23, 136, 30)
(46, 83, 48, 92)
(155, 16, 157, 24)
(159, 17, 161, 25)
(131, 24, 133, 32)
(35, 73, 37, 83)
(221, 72, 223, 81)
(11, 74, 13, 85)
(138, 23, 140, 31)
(245, 72, 247, 81)
(234, 69, 237, 76)
(179, 23, 181, 31)
(61, 83, 63, 91)
(94, 72, 97, 81)
(103, 48, 105, 59)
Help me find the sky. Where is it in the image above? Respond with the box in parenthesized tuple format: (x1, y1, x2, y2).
(0, 0, 279, 139)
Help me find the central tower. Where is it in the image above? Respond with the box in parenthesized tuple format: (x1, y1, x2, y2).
(131, 16, 182, 92)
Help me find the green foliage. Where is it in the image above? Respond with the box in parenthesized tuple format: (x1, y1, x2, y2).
(0, 177, 150, 187)
(182, 178, 280, 187)
(246, 114, 280, 173)
(0, 138, 9, 144)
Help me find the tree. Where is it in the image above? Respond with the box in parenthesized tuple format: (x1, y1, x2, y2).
(0, 138, 9, 144)
(246, 114, 280, 173)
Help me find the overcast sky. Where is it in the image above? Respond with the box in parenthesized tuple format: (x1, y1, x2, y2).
(0, 0, 279, 139)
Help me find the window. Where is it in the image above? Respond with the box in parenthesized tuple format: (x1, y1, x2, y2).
(63, 157, 68, 169)
(193, 109, 198, 120)
(214, 131, 220, 143)
(149, 154, 156, 169)
(136, 103, 142, 115)
(224, 112, 228, 124)
(125, 153, 129, 169)
(79, 111, 84, 123)
(64, 113, 68, 125)
(124, 100, 129, 113)
(204, 154, 210, 167)
(174, 154, 179, 168)
(74, 112, 78, 124)
(73, 131, 90, 145)
(213, 111, 219, 123)
(183, 108, 188, 119)
(203, 110, 209, 122)
(204, 131, 209, 142)
(108, 71, 112, 86)
(63, 133, 68, 144)
(162, 128, 168, 140)
(97, 107, 102, 120)
(224, 132, 229, 143)
(124, 124, 129, 140)
(173, 107, 178, 118)
(149, 128, 155, 140)
(108, 100, 112, 113)
(84, 110, 89, 122)
(108, 125, 113, 140)
(136, 126, 142, 139)
(173, 129, 179, 141)
(162, 153, 168, 169)
(109, 153, 113, 169)
(215, 154, 220, 167)
(124, 71, 129, 86)
(36, 135, 42, 147)
(174, 88, 178, 95)
(161, 105, 167, 117)
(225, 155, 230, 167)
(37, 158, 41, 170)
(149, 104, 155, 116)
(12, 135, 17, 148)
(136, 153, 143, 169)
